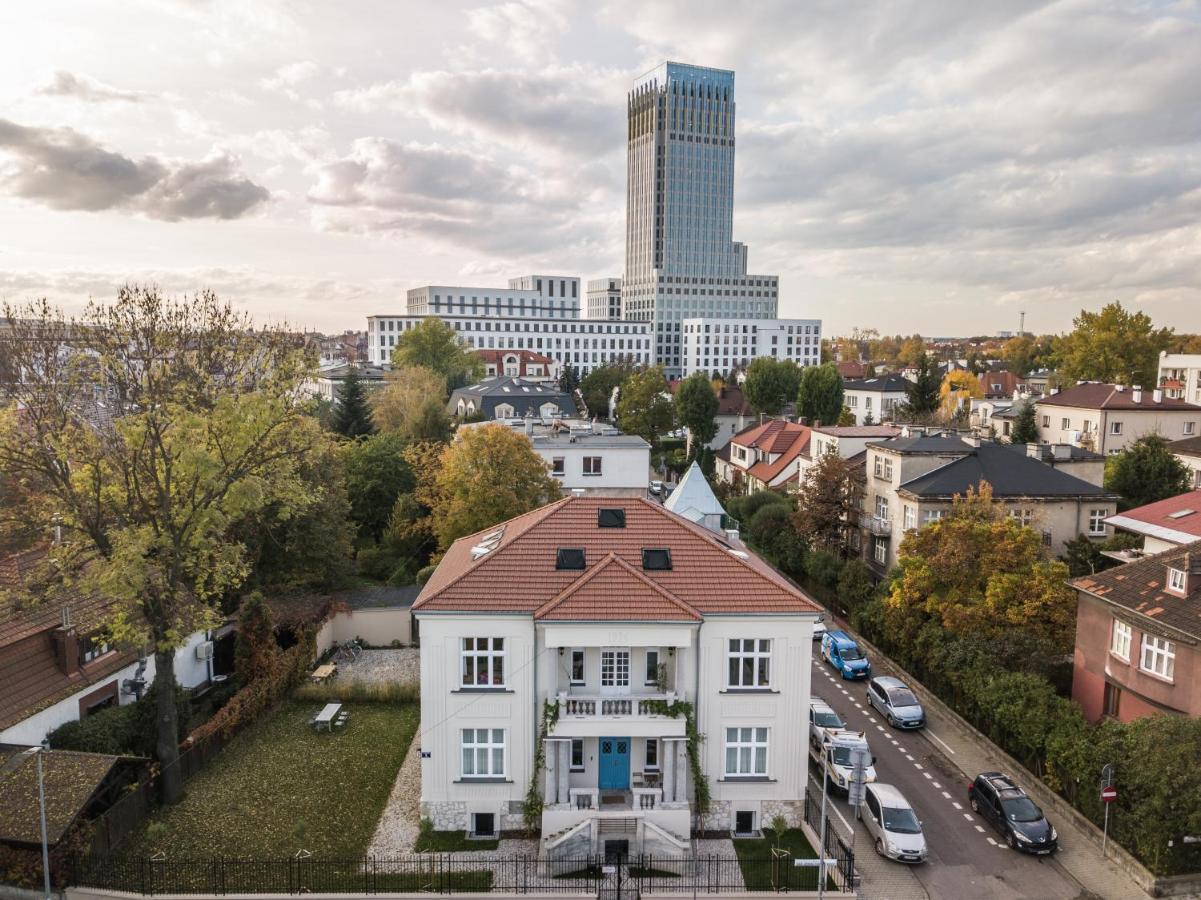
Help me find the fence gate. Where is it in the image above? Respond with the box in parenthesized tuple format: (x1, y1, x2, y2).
(597, 858, 637, 900)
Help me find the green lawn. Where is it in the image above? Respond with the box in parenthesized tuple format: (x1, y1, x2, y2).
(412, 829, 499, 852)
(732, 828, 830, 892)
(124, 701, 418, 858)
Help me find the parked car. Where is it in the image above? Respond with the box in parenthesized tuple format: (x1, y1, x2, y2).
(857, 783, 928, 863)
(808, 697, 845, 750)
(650, 480, 664, 496)
(968, 772, 1057, 854)
(811, 729, 876, 794)
(866, 676, 925, 729)
(812, 615, 828, 641)
(821, 630, 871, 679)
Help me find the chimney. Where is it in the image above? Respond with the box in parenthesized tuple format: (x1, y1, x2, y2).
(1188, 551, 1201, 577)
(1132, 385, 1142, 403)
(52, 624, 81, 676)
(1052, 444, 1072, 460)
(725, 527, 741, 544)
(1153, 389, 1163, 404)
(1114, 384, 1125, 392)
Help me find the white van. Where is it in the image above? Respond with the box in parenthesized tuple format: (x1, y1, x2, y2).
(857, 783, 928, 864)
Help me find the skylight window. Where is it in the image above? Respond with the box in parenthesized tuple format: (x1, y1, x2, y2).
(642, 548, 672, 571)
(556, 548, 586, 570)
(470, 527, 505, 560)
(1167, 509, 1196, 519)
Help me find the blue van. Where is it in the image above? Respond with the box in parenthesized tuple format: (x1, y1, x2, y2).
(822, 630, 871, 680)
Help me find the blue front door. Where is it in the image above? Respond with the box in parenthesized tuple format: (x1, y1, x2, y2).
(598, 737, 630, 790)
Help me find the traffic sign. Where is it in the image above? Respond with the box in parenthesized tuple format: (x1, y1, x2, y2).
(1101, 785, 1117, 803)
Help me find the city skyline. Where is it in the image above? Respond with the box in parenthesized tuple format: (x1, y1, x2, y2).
(2, 1, 1200, 336)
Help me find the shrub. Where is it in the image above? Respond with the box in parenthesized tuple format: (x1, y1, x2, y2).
(48, 689, 189, 757)
(356, 544, 402, 581)
(293, 679, 419, 705)
(416, 564, 436, 585)
(805, 549, 843, 589)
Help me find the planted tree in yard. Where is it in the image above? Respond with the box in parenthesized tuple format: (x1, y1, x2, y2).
(1104, 434, 1192, 510)
(389, 317, 482, 389)
(331, 365, 375, 438)
(796, 363, 844, 426)
(557, 364, 580, 395)
(938, 370, 983, 419)
(0, 288, 329, 804)
(617, 365, 674, 449)
(674, 371, 718, 457)
(370, 365, 451, 442)
(343, 431, 416, 542)
(794, 451, 858, 552)
(743, 357, 801, 417)
(1010, 399, 1039, 444)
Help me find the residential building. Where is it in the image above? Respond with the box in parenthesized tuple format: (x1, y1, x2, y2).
(680, 318, 821, 377)
(1158, 352, 1201, 404)
(715, 420, 811, 493)
(1105, 490, 1201, 555)
(1169, 436, 1201, 489)
(1024, 369, 1058, 395)
(1035, 383, 1201, 454)
(368, 314, 651, 376)
(1002, 442, 1106, 487)
(860, 435, 1119, 573)
(663, 461, 730, 533)
(621, 62, 785, 377)
(1071, 541, 1201, 722)
(304, 362, 387, 404)
(842, 375, 910, 426)
(0, 547, 231, 746)
(448, 377, 577, 421)
(412, 495, 820, 854)
(461, 419, 651, 497)
(667, 382, 753, 452)
(586, 278, 622, 321)
(835, 361, 868, 380)
(476, 349, 562, 383)
(798, 425, 901, 484)
(979, 371, 1029, 400)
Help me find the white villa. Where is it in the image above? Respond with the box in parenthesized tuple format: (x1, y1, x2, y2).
(412, 496, 819, 858)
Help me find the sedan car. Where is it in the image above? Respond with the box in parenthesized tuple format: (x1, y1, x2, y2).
(812, 615, 828, 641)
(866, 676, 925, 729)
(857, 783, 928, 864)
(968, 772, 1057, 854)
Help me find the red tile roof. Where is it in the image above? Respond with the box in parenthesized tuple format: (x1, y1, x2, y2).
(979, 371, 1026, 399)
(0, 547, 114, 648)
(836, 361, 867, 379)
(414, 496, 819, 617)
(1106, 490, 1201, 542)
(730, 420, 812, 484)
(1036, 383, 1201, 411)
(1072, 540, 1201, 639)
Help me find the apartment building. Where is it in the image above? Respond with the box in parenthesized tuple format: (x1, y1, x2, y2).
(1035, 383, 1201, 454)
(1071, 541, 1201, 722)
(476, 349, 562, 383)
(797, 425, 901, 484)
(860, 434, 1118, 573)
(587, 278, 622, 321)
(842, 375, 910, 426)
(1170, 436, 1201, 489)
(715, 420, 812, 494)
(412, 496, 819, 856)
(680, 318, 821, 377)
(1158, 352, 1201, 404)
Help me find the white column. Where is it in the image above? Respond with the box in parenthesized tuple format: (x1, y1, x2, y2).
(557, 740, 569, 804)
(662, 740, 676, 803)
(675, 739, 688, 802)
(545, 738, 559, 806)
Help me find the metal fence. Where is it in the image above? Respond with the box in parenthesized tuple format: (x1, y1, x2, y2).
(803, 790, 857, 889)
(69, 853, 853, 895)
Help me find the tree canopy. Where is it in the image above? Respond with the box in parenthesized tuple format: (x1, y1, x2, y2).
(1054, 301, 1173, 388)
(796, 363, 844, 426)
(578, 359, 640, 419)
(939, 370, 983, 418)
(617, 365, 674, 449)
(343, 431, 416, 542)
(389, 317, 482, 389)
(743, 357, 801, 416)
(1009, 399, 1039, 444)
(370, 365, 451, 442)
(331, 365, 376, 438)
(793, 450, 859, 552)
(1104, 434, 1192, 510)
(904, 353, 941, 416)
(674, 371, 718, 457)
(0, 287, 330, 803)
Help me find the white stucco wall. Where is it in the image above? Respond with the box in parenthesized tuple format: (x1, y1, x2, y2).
(539, 446, 650, 493)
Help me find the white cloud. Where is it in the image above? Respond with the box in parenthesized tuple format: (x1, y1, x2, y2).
(36, 70, 147, 104)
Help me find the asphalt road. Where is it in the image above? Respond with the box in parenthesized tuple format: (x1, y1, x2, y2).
(808, 654, 1087, 900)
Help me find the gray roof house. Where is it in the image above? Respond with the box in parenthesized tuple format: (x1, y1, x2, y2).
(448, 377, 578, 420)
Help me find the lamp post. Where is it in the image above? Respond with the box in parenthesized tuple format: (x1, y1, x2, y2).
(36, 745, 51, 900)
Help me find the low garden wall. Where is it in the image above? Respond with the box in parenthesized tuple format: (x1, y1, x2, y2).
(316, 608, 412, 657)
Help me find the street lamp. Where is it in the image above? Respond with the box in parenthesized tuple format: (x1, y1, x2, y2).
(10, 744, 52, 900)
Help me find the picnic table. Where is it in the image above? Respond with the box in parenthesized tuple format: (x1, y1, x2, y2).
(310, 663, 337, 684)
(313, 702, 342, 732)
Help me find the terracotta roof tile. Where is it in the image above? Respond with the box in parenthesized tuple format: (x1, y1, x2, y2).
(1106, 490, 1201, 542)
(1072, 540, 1201, 639)
(534, 553, 702, 621)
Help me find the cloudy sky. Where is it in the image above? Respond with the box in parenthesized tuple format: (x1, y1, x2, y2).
(2, 0, 1200, 337)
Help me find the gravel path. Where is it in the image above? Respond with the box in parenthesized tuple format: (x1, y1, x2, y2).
(338, 648, 420, 685)
(367, 725, 423, 855)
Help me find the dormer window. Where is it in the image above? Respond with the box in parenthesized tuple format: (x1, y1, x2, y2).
(1167, 567, 1187, 595)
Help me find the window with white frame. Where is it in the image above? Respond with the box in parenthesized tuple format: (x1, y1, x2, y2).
(570, 649, 585, 684)
(645, 649, 660, 686)
(903, 505, 916, 530)
(873, 538, 888, 564)
(883, 457, 893, 479)
(873, 454, 882, 477)
(645, 738, 659, 770)
(923, 509, 945, 524)
(1088, 509, 1108, 536)
(1167, 568, 1187, 594)
(1061, 417, 1071, 430)
(1008, 508, 1034, 527)
(724, 727, 769, 776)
(1042, 415, 1050, 428)
(570, 738, 584, 771)
(551, 457, 565, 476)
(1140, 635, 1175, 680)
(875, 495, 889, 521)
(461, 728, 505, 777)
(727, 639, 771, 688)
(1110, 421, 1123, 435)
(600, 649, 630, 688)
(1185, 421, 1196, 436)
(1110, 619, 1131, 661)
(461, 637, 505, 687)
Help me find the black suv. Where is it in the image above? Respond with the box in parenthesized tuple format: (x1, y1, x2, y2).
(968, 772, 1057, 854)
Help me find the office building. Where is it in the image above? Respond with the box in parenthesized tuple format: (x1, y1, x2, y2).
(680, 317, 821, 376)
(586, 278, 622, 320)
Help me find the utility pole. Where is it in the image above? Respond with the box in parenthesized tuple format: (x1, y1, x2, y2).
(1019, 311, 1026, 336)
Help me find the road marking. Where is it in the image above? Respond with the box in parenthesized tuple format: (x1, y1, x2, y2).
(867, 715, 877, 723)
(941, 791, 951, 799)
(925, 730, 957, 756)
(876, 725, 885, 731)
(883, 731, 894, 739)
(890, 740, 899, 746)
(922, 772, 932, 780)
(963, 813, 974, 822)
(932, 781, 942, 789)
(986, 837, 998, 847)
(914, 763, 924, 770)
(952, 802, 963, 810)
(841, 689, 849, 695)
(974, 825, 985, 833)
(905, 754, 914, 761)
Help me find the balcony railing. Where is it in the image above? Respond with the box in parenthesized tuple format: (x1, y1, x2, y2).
(557, 693, 678, 718)
(867, 515, 892, 536)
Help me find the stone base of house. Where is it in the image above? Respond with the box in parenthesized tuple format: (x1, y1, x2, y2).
(704, 799, 804, 834)
(420, 800, 468, 831)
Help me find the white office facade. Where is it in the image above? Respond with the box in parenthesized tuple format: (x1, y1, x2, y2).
(681, 317, 821, 376)
(586, 278, 622, 320)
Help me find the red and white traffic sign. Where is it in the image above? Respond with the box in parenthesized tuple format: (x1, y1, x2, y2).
(1101, 785, 1118, 803)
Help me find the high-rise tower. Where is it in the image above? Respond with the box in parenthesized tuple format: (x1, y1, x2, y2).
(621, 62, 779, 377)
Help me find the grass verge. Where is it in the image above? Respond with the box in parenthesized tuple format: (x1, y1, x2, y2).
(732, 828, 831, 891)
(413, 827, 499, 853)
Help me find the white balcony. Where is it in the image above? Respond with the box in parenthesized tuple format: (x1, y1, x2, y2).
(867, 515, 892, 536)
(549, 692, 687, 738)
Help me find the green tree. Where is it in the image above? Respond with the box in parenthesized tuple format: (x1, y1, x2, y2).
(837, 559, 877, 618)
(1002, 336, 1036, 375)
(1060, 533, 1111, 577)
(796, 363, 845, 426)
(343, 431, 416, 542)
(1010, 399, 1039, 444)
(904, 353, 941, 416)
(674, 371, 719, 457)
(617, 365, 674, 449)
(557, 364, 581, 394)
(370, 365, 451, 442)
(389, 317, 483, 389)
(1054, 301, 1174, 388)
(331, 365, 376, 438)
(427, 424, 561, 551)
(794, 451, 858, 552)
(579, 359, 640, 419)
(743, 357, 801, 416)
(1104, 434, 1192, 510)
(0, 288, 324, 804)
(234, 593, 279, 687)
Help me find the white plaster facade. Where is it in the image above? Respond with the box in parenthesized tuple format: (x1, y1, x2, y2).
(1158, 352, 1201, 404)
(680, 318, 822, 377)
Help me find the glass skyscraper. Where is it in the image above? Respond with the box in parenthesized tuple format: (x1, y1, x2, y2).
(621, 62, 779, 377)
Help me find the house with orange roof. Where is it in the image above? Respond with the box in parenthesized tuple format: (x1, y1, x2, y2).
(411, 495, 821, 856)
(713, 419, 811, 494)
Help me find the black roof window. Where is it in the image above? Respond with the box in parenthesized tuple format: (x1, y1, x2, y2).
(598, 508, 626, 528)
(642, 548, 672, 571)
(556, 548, 586, 570)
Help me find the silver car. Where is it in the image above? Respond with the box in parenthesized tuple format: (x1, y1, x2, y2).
(866, 676, 925, 730)
(857, 783, 928, 864)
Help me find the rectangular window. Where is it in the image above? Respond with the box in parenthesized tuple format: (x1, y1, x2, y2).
(903, 506, 916, 531)
(1061, 418, 1071, 430)
(461, 728, 505, 777)
(570, 738, 584, 771)
(1185, 422, 1197, 436)
(874, 538, 888, 563)
(1008, 508, 1033, 527)
(645, 649, 660, 686)
(570, 649, 585, 684)
(1110, 421, 1122, 435)
(1167, 568, 1186, 594)
(1089, 509, 1108, 536)
(80, 633, 112, 664)
(551, 457, 565, 475)
(727, 639, 771, 688)
(601, 649, 630, 688)
(1110, 619, 1131, 661)
(583, 456, 603, 475)
(461, 638, 505, 687)
(1140, 635, 1175, 679)
(1042, 415, 1050, 428)
(883, 458, 893, 479)
(645, 738, 659, 770)
(923, 510, 945, 524)
(1103, 683, 1121, 718)
(724, 726, 769, 776)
